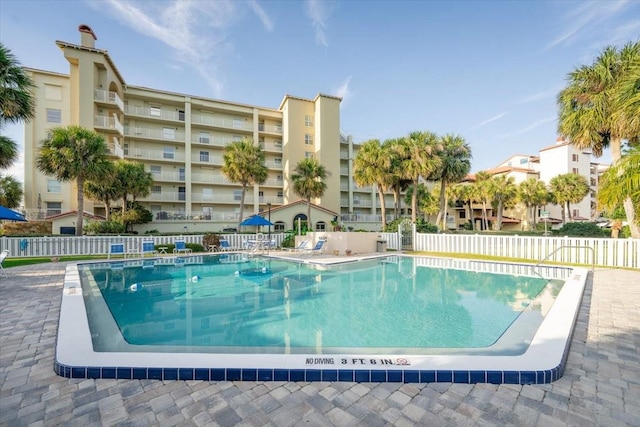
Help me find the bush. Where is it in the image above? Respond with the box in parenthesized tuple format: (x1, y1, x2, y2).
(202, 233, 221, 249)
(84, 220, 126, 234)
(556, 222, 607, 237)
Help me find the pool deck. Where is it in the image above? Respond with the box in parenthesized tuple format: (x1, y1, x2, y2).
(1, 259, 639, 426)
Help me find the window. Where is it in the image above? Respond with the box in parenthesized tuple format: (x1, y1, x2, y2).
(150, 106, 161, 117)
(459, 211, 466, 219)
(316, 221, 326, 231)
(46, 109, 61, 123)
(274, 140, 282, 147)
(274, 157, 282, 165)
(276, 175, 283, 181)
(274, 221, 285, 232)
(178, 110, 185, 121)
(572, 168, 579, 174)
(305, 115, 313, 127)
(151, 185, 162, 194)
(123, 143, 129, 156)
(162, 127, 175, 140)
(354, 195, 361, 205)
(46, 179, 61, 193)
(519, 158, 528, 165)
(179, 168, 185, 181)
(305, 134, 313, 145)
(233, 135, 243, 141)
(305, 151, 314, 159)
(277, 191, 283, 198)
(572, 154, 579, 162)
(199, 132, 210, 144)
(233, 190, 242, 201)
(200, 151, 210, 162)
(259, 191, 264, 202)
(202, 188, 213, 201)
(178, 187, 186, 201)
(163, 147, 175, 159)
(46, 202, 62, 216)
(572, 209, 580, 218)
(150, 165, 161, 178)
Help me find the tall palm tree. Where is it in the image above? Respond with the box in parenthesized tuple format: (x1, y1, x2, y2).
(488, 175, 517, 230)
(431, 134, 472, 230)
(474, 171, 492, 230)
(0, 43, 35, 169)
(222, 138, 268, 230)
(114, 160, 153, 210)
(0, 174, 23, 208)
(597, 147, 640, 217)
(517, 178, 549, 230)
(382, 138, 410, 219)
(36, 126, 112, 235)
(550, 173, 590, 223)
(291, 157, 328, 229)
(84, 163, 118, 220)
(353, 139, 390, 228)
(395, 131, 441, 223)
(557, 41, 640, 237)
(450, 183, 476, 230)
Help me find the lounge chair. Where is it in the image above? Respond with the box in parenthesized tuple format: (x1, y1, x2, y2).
(141, 240, 157, 257)
(173, 239, 192, 254)
(108, 243, 126, 259)
(0, 249, 8, 277)
(305, 239, 327, 255)
(284, 240, 309, 252)
(219, 239, 235, 252)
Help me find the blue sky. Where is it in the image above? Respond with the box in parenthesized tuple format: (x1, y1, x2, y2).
(1, 0, 639, 185)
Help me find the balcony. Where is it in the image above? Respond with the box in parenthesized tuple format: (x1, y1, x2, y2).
(150, 171, 184, 182)
(261, 177, 284, 187)
(140, 192, 185, 202)
(191, 173, 234, 185)
(191, 134, 237, 147)
(265, 161, 283, 170)
(259, 141, 283, 152)
(258, 123, 283, 135)
(124, 126, 185, 142)
(191, 154, 224, 165)
(94, 115, 124, 135)
(130, 148, 185, 162)
(191, 114, 253, 132)
(125, 105, 184, 122)
(109, 138, 124, 159)
(94, 89, 124, 112)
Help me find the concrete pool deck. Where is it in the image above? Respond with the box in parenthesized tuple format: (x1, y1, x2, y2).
(1, 261, 639, 426)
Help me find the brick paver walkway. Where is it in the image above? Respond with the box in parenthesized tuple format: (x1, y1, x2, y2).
(1, 262, 638, 426)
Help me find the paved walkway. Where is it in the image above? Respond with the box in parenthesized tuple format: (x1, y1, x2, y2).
(0, 261, 638, 426)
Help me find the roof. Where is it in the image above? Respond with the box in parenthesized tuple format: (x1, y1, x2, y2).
(46, 210, 106, 221)
(259, 200, 339, 217)
(473, 216, 521, 224)
(55, 40, 126, 85)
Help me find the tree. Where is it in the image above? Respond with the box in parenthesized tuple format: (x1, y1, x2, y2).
(557, 41, 640, 237)
(597, 147, 640, 221)
(353, 139, 390, 228)
(431, 134, 472, 230)
(0, 174, 23, 208)
(450, 183, 477, 230)
(405, 183, 439, 223)
(291, 157, 328, 229)
(0, 43, 35, 169)
(36, 126, 112, 235)
(549, 173, 590, 223)
(84, 162, 118, 220)
(474, 171, 492, 230)
(382, 138, 411, 219)
(488, 175, 517, 230)
(114, 160, 153, 212)
(518, 178, 549, 230)
(221, 138, 268, 230)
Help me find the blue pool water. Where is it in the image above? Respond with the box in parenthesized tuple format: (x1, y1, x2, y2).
(79, 255, 566, 355)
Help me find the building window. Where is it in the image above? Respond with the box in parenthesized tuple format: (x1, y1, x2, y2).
(274, 158, 282, 165)
(150, 106, 161, 117)
(305, 151, 314, 159)
(459, 211, 466, 219)
(178, 187, 186, 201)
(519, 158, 528, 165)
(305, 115, 313, 127)
(123, 143, 129, 155)
(572, 154, 579, 162)
(200, 151, 210, 162)
(233, 190, 242, 201)
(46, 179, 61, 193)
(150, 165, 161, 178)
(572, 209, 580, 218)
(305, 134, 313, 145)
(163, 147, 175, 159)
(316, 221, 326, 231)
(233, 135, 242, 141)
(276, 175, 283, 181)
(46, 202, 62, 216)
(46, 109, 61, 123)
(274, 140, 282, 147)
(179, 168, 185, 181)
(277, 191, 283, 198)
(162, 127, 175, 140)
(199, 132, 210, 144)
(572, 168, 579, 174)
(274, 221, 285, 232)
(178, 110, 185, 121)
(151, 185, 162, 194)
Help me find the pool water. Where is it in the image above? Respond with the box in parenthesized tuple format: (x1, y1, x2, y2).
(80, 255, 565, 355)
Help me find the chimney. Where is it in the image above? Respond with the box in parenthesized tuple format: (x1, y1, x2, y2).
(78, 24, 97, 48)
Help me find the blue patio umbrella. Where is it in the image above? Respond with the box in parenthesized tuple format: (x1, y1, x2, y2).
(240, 215, 273, 227)
(0, 206, 27, 221)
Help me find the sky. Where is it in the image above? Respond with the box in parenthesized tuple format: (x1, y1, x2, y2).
(1, 0, 639, 186)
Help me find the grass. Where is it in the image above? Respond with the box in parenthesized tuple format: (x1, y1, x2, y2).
(3, 255, 107, 268)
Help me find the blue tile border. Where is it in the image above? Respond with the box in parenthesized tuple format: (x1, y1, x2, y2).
(54, 360, 567, 385)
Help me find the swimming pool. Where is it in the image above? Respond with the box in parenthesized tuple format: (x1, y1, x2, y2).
(56, 254, 588, 384)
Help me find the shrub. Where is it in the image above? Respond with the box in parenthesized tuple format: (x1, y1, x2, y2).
(556, 222, 607, 237)
(84, 220, 126, 234)
(202, 233, 221, 249)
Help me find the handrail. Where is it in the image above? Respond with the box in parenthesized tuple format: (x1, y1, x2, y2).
(532, 244, 595, 279)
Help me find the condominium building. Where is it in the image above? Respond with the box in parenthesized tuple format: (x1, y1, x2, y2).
(22, 25, 370, 234)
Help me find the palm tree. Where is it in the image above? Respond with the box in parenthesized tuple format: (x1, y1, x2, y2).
(35, 126, 112, 235)
(221, 139, 268, 230)
(431, 134, 472, 230)
(0, 43, 35, 169)
(0, 174, 23, 208)
(84, 166, 118, 220)
(382, 138, 410, 219)
(405, 183, 439, 223)
(353, 139, 390, 228)
(291, 157, 328, 229)
(395, 131, 441, 223)
(451, 183, 476, 230)
(474, 171, 492, 230)
(557, 41, 640, 237)
(488, 175, 517, 230)
(517, 178, 549, 230)
(114, 160, 153, 211)
(550, 173, 590, 223)
(597, 147, 640, 217)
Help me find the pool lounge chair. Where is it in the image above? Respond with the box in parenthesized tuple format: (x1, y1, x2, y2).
(0, 249, 8, 277)
(305, 239, 327, 255)
(219, 239, 235, 252)
(108, 243, 126, 259)
(284, 239, 309, 252)
(141, 240, 157, 257)
(173, 239, 192, 254)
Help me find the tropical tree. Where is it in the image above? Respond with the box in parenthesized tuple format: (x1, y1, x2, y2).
(450, 183, 477, 230)
(549, 173, 590, 223)
(394, 131, 441, 223)
(291, 157, 328, 229)
(405, 183, 439, 223)
(0, 43, 35, 169)
(382, 138, 410, 219)
(0, 174, 23, 208)
(517, 178, 549, 230)
(115, 160, 153, 212)
(84, 162, 117, 220)
(353, 139, 390, 228)
(431, 134, 472, 230)
(36, 126, 112, 235)
(557, 41, 640, 237)
(221, 139, 268, 230)
(597, 147, 640, 221)
(488, 175, 517, 230)
(474, 171, 492, 230)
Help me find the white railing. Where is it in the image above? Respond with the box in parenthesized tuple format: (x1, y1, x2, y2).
(191, 114, 253, 132)
(94, 89, 124, 112)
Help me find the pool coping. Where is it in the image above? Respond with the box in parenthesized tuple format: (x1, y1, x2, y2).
(55, 256, 589, 384)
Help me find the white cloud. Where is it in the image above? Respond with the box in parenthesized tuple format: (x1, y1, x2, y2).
(304, 0, 333, 47)
(516, 87, 562, 104)
(498, 117, 556, 139)
(473, 112, 506, 129)
(334, 76, 351, 104)
(249, 0, 274, 32)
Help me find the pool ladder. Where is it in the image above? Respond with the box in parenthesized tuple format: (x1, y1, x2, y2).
(531, 245, 595, 279)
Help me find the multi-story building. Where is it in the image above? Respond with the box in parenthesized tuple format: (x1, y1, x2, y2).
(23, 25, 380, 234)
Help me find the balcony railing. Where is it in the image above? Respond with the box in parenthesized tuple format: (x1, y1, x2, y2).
(130, 149, 185, 162)
(124, 126, 185, 142)
(191, 173, 234, 185)
(125, 105, 184, 122)
(150, 171, 184, 181)
(265, 161, 283, 169)
(191, 135, 237, 147)
(258, 123, 283, 134)
(94, 115, 124, 134)
(191, 114, 253, 132)
(191, 154, 224, 165)
(94, 89, 124, 112)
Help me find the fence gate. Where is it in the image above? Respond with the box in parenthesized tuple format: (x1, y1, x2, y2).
(398, 219, 414, 251)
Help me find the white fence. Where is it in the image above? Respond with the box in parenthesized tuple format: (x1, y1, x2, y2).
(1, 233, 288, 258)
(379, 232, 638, 269)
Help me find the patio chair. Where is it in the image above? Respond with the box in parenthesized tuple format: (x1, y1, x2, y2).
(219, 239, 235, 252)
(0, 249, 8, 277)
(108, 243, 126, 259)
(141, 240, 157, 257)
(305, 239, 327, 255)
(173, 239, 192, 254)
(283, 239, 309, 252)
